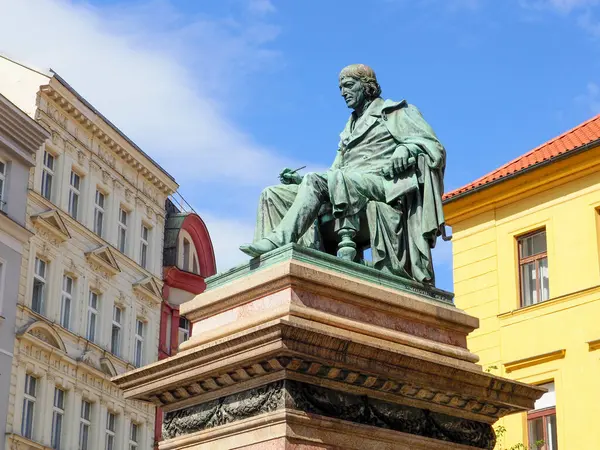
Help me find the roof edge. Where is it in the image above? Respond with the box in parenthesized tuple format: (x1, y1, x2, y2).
(443, 138, 600, 205)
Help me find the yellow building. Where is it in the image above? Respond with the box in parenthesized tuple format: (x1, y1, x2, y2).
(443, 114, 600, 449)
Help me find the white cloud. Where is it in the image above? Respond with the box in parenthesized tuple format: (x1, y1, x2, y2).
(575, 82, 600, 113)
(0, 0, 318, 271)
(0, 0, 302, 187)
(199, 211, 256, 271)
(248, 0, 276, 15)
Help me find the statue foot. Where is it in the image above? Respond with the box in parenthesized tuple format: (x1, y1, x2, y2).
(239, 239, 277, 258)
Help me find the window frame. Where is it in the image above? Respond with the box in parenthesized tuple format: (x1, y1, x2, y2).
(79, 400, 92, 450)
(32, 257, 47, 314)
(60, 275, 74, 330)
(129, 422, 139, 450)
(117, 207, 129, 254)
(87, 290, 100, 342)
(21, 374, 37, 438)
(0, 158, 7, 212)
(134, 319, 145, 367)
(105, 411, 117, 450)
(94, 189, 106, 237)
(68, 169, 81, 219)
(111, 305, 122, 357)
(140, 224, 150, 269)
(51, 387, 65, 449)
(527, 406, 557, 450)
(41, 150, 56, 201)
(178, 316, 191, 345)
(517, 229, 549, 307)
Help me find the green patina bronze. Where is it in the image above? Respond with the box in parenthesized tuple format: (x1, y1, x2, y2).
(240, 64, 447, 285)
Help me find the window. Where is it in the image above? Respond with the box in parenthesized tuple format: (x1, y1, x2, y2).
(60, 275, 73, 329)
(178, 317, 191, 345)
(51, 387, 65, 449)
(0, 159, 6, 212)
(105, 412, 116, 450)
(134, 319, 145, 367)
(528, 382, 558, 450)
(183, 238, 190, 271)
(94, 190, 106, 237)
(192, 255, 199, 275)
(140, 224, 150, 269)
(129, 422, 139, 450)
(111, 306, 122, 356)
(32, 258, 47, 314)
(68, 170, 81, 219)
(518, 230, 549, 307)
(165, 311, 172, 353)
(117, 208, 128, 253)
(21, 374, 37, 438)
(79, 400, 91, 450)
(87, 291, 99, 342)
(42, 151, 55, 201)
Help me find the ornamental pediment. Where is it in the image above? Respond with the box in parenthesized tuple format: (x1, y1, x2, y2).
(133, 276, 163, 303)
(31, 210, 71, 242)
(85, 246, 121, 276)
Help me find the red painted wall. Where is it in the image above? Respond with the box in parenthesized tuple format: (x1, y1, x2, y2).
(154, 213, 216, 447)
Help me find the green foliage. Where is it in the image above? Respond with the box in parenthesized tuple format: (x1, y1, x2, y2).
(485, 365, 499, 373)
(494, 424, 544, 450)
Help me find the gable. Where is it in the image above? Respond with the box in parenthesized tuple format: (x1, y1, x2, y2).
(31, 210, 71, 242)
(133, 276, 163, 303)
(85, 246, 121, 276)
(18, 321, 66, 352)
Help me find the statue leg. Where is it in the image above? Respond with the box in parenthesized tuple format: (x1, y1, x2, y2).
(265, 172, 328, 247)
(241, 173, 328, 257)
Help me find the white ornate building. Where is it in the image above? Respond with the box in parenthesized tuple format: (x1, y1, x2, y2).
(0, 55, 178, 450)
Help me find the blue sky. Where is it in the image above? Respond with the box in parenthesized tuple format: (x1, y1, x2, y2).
(2, 0, 600, 292)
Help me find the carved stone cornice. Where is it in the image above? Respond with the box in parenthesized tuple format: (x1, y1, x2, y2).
(39, 83, 177, 195)
(113, 321, 543, 425)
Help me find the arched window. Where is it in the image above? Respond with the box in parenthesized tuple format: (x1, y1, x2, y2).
(178, 230, 200, 275)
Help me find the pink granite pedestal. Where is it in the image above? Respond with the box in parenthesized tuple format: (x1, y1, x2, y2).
(113, 247, 543, 450)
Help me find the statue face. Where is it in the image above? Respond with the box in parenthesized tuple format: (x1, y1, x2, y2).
(339, 76, 366, 110)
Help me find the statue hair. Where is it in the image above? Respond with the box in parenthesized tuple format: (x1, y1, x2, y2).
(339, 64, 382, 101)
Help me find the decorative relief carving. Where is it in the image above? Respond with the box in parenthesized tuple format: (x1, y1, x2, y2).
(77, 150, 87, 166)
(125, 189, 133, 203)
(98, 146, 116, 168)
(163, 381, 496, 449)
(90, 161, 102, 174)
(102, 170, 111, 185)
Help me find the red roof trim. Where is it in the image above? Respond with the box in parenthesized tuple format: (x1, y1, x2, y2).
(443, 114, 600, 202)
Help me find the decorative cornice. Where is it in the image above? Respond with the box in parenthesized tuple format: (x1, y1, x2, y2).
(30, 209, 71, 242)
(504, 349, 566, 373)
(588, 339, 600, 352)
(85, 246, 121, 276)
(39, 84, 177, 195)
(133, 276, 163, 304)
(133, 353, 527, 423)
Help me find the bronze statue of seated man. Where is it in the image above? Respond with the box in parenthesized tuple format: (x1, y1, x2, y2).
(240, 64, 446, 284)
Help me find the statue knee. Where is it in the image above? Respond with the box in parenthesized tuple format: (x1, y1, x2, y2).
(302, 172, 321, 187)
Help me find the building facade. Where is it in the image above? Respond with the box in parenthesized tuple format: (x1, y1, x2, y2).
(0, 94, 49, 450)
(443, 114, 600, 449)
(154, 198, 216, 444)
(0, 56, 178, 450)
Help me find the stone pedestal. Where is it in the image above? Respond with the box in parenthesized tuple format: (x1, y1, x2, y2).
(113, 244, 544, 450)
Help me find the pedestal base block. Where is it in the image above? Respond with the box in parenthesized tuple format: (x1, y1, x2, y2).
(113, 245, 544, 450)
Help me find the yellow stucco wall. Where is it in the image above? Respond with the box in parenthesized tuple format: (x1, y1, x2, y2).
(444, 145, 600, 449)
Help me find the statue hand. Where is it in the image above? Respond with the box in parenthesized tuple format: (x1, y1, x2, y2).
(387, 146, 415, 178)
(279, 168, 303, 185)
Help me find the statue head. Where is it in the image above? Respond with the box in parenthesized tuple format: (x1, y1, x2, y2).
(338, 64, 382, 110)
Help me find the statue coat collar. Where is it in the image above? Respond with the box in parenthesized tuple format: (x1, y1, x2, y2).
(339, 98, 407, 149)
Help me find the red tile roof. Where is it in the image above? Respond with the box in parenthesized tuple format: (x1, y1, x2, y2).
(443, 114, 600, 201)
